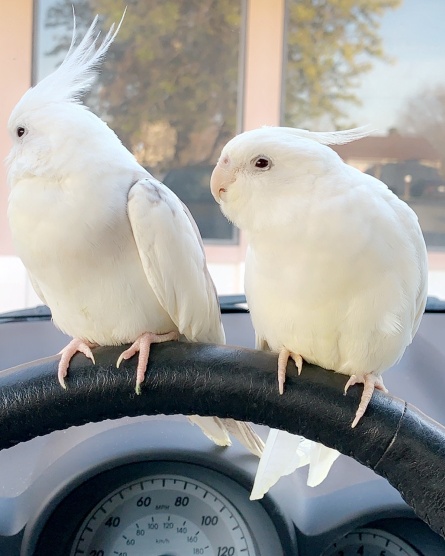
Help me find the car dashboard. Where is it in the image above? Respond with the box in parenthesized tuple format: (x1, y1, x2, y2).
(0, 305, 445, 555)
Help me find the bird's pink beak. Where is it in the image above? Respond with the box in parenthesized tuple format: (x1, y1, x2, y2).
(210, 158, 233, 204)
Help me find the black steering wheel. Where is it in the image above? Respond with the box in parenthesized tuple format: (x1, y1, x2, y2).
(1, 342, 444, 538)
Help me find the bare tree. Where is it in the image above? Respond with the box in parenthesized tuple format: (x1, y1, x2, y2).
(398, 85, 445, 172)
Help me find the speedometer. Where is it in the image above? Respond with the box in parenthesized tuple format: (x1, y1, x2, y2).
(323, 527, 420, 555)
(28, 461, 289, 556)
(71, 474, 255, 555)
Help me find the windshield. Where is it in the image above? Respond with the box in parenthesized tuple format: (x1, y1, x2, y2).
(1, 0, 445, 312)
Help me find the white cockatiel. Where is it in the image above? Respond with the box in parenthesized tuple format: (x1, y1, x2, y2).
(210, 126, 428, 497)
(6, 14, 264, 458)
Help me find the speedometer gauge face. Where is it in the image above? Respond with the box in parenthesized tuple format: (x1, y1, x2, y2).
(323, 527, 420, 555)
(71, 474, 256, 555)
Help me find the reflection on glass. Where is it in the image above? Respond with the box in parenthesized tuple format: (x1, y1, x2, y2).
(284, 0, 445, 297)
(35, 0, 242, 242)
(284, 0, 402, 129)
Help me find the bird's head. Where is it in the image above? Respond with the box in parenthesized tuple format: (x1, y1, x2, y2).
(210, 126, 373, 233)
(6, 12, 127, 186)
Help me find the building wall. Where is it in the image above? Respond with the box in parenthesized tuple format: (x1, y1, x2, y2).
(0, 1, 33, 256)
(0, 2, 36, 310)
(205, 0, 285, 293)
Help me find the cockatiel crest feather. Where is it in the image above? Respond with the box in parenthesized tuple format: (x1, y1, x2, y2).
(9, 10, 125, 120)
(274, 125, 375, 146)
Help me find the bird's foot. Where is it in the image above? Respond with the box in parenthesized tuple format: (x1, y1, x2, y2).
(58, 339, 97, 389)
(116, 331, 179, 394)
(277, 348, 303, 395)
(344, 373, 388, 428)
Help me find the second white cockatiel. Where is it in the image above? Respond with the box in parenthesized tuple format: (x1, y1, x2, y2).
(6, 14, 264, 458)
(210, 126, 428, 496)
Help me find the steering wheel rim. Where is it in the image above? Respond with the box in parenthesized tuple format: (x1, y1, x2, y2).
(0, 341, 444, 538)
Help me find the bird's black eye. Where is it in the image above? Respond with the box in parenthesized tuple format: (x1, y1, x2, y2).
(252, 156, 272, 170)
(16, 127, 26, 138)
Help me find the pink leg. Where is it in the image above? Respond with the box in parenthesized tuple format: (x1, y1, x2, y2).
(58, 339, 97, 389)
(344, 373, 388, 428)
(116, 331, 179, 394)
(277, 348, 303, 395)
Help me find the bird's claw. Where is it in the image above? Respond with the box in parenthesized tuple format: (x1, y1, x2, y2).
(116, 331, 179, 393)
(344, 373, 387, 428)
(58, 374, 67, 390)
(277, 348, 303, 394)
(291, 353, 303, 375)
(344, 374, 358, 395)
(116, 346, 137, 369)
(57, 339, 97, 389)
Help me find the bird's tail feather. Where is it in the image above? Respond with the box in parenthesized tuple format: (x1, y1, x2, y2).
(188, 416, 232, 446)
(250, 429, 340, 500)
(188, 416, 264, 457)
(221, 418, 265, 458)
(306, 441, 341, 487)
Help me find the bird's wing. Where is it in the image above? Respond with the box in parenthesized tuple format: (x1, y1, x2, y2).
(28, 272, 47, 306)
(412, 230, 429, 340)
(391, 195, 428, 341)
(127, 177, 224, 344)
(255, 334, 271, 351)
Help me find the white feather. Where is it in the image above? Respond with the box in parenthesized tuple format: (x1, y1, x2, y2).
(250, 430, 310, 500)
(222, 418, 265, 457)
(188, 416, 264, 458)
(306, 442, 341, 487)
(188, 416, 231, 447)
(264, 124, 375, 145)
(10, 10, 125, 117)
